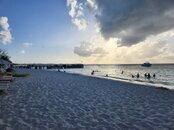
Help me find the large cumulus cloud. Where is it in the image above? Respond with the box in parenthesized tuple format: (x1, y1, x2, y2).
(0, 16, 12, 44)
(95, 0, 174, 46)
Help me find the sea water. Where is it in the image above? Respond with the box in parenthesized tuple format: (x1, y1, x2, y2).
(64, 64, 174, 89)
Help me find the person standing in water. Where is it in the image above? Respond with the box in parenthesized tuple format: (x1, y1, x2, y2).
(147, 73, 151, 79)
(144, 73, 147, 78)
(132, 75, 135, 78)
(153, 73, 156, 78)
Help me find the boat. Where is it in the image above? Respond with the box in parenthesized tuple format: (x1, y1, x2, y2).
(141, 62, 151, 67)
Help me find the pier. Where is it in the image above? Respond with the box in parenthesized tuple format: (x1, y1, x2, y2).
(13, 64, 84, 70)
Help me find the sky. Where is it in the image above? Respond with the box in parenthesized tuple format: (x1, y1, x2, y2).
(0, 0, 174, 64)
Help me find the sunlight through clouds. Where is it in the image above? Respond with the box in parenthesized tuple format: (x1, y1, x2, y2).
(66, 0, 174, 64)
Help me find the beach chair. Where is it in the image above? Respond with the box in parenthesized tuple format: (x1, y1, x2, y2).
(0, 76, 15, 82)
(0, 81, 10, 91)
(0, 76, 14, 93)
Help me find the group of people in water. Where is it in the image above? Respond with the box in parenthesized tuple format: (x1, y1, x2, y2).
(131, 73, 156, 79)
(122, 71, 156, 79)
(91, 70, 156, 80)
(144, 73, 156, 79)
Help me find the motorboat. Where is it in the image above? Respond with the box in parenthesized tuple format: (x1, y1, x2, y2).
(141, 62, 151, 67)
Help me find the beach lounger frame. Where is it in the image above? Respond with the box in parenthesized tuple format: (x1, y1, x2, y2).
(0, 81, 10, 91)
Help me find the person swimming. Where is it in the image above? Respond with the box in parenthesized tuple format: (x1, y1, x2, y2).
(91, 70, 94, 75)
(137, 73, 140, 78)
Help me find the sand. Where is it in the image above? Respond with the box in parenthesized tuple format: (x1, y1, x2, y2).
(0, 69, 174, 130)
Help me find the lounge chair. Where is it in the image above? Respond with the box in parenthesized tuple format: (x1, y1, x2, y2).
(0, 76, 15, 82)
(0, 81, 10, 91)
(0, 76, 14, 92)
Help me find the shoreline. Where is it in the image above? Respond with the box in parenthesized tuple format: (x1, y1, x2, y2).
(1, 68, 174, 130)
(55, 69, 174, 91)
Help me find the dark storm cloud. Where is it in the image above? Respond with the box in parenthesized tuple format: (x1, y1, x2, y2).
(95, 0, 174, 46)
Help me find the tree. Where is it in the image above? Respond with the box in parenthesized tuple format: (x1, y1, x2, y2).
(0, 49, 11, 62)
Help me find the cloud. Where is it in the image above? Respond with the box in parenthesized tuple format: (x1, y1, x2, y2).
(23, 42, 33, 48)
(94, 0, 174, 46)
(126, 41, 168, 59)
(67, 0, 88, 31)
(109, 39, 174, 63)
(67, 0, 78, 17)
(74, 41, 107, 57)
(86, 0, 97, 10)
(0, 16, 12, 44)
(72, 18, 88, 31)
(20, 42, 33, 54)
(20, 50, 25, 54)
(71, 32, 174, 64)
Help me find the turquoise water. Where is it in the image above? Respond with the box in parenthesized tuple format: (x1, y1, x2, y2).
(64, 64, 174, 89)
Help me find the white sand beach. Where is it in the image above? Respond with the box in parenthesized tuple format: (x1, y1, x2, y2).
(0, 69, 174, 130)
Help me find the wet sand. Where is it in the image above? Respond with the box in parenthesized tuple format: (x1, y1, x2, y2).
(0, 69, 174, 130)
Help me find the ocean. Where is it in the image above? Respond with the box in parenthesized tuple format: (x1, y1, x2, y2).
(62, 64, 174, 90)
